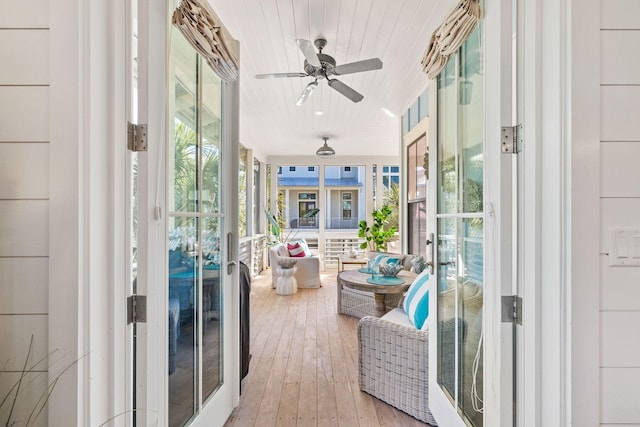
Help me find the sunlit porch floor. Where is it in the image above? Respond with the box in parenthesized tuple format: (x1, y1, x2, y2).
(224, 268, 432, 427)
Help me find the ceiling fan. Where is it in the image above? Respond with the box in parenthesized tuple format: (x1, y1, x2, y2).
(255, 38, 383, 105)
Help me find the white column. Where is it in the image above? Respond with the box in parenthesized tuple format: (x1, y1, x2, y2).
(318, 165, 326, 258)
(246, 149, 254, 236)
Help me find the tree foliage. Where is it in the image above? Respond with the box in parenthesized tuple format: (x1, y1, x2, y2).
(358, 204, 397, 252)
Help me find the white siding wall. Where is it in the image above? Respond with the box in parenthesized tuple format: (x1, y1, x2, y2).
(0, 1, 50, 425)
(599, 1, 640, 424)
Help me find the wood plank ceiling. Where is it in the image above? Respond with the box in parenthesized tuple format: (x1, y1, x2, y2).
(207, 0, 453, 157)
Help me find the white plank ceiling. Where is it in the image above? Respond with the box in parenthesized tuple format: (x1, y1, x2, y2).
(208, 0, 454, 158)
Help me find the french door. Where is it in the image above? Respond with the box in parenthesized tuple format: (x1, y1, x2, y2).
(428, 27, 485, 427)
(427, 0, 518, 425)
(131, 2, 239, 425)
(166, 26, 239, 425)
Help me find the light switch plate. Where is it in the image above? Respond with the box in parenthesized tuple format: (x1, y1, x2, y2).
(609, 228, 640, 266)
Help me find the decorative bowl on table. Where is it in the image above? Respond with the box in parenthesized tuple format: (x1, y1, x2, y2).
(378, 262, 402, 277)
(277, 258, 298, 269)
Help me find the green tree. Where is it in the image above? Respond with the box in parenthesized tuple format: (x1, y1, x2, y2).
(358, 205, 397, 252)
(383, 183, 400, 231)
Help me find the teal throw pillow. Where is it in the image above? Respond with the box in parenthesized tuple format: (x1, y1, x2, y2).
(403, 269, 430, 329)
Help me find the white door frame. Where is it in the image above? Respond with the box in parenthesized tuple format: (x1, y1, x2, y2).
(517, 0, 574, 425)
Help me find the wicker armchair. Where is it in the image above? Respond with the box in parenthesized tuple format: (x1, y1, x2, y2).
(358, 309, 437, 425)
(358, 299, 470, 425)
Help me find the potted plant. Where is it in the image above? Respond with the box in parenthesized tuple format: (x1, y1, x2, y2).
(358, 204, 397, 252)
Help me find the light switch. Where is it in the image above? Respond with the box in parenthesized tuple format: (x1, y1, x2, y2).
(616, 235, 629, 258)
(631, 236, 640, 259)
(609, 228, 640, 266)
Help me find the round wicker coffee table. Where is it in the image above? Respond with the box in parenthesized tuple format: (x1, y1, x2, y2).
(337, 269, 414, 317)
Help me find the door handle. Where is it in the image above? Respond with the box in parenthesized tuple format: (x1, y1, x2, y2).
(426, 233, 434, 274)
(227, 260, 237, 275)
(227, 232, 236, 274)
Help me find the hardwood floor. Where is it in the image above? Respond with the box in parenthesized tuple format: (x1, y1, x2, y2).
(224, 269, 432, 427)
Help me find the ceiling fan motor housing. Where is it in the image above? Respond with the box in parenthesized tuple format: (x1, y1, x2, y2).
(304, 53, 336, 79)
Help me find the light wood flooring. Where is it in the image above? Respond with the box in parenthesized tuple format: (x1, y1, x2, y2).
(224, 269, 431, 427)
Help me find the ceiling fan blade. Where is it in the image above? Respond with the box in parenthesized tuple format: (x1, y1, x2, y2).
(296, 39, 321, 68)
(255, 72, 308, 79)
(333, 58, 383, 75)
(327, 79, 364, 103)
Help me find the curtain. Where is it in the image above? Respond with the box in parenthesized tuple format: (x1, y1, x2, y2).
(172, 0, 240, 82)
(421, 0, 481, 79)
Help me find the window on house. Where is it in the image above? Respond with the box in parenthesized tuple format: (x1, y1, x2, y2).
(277, 166, 282, 174)
(380, 165, 400, 235)
(325, 165, 365, 230)
(308, 166, 315, 172)
(289, 166, 296, 172)
(407, 136, 427, 257)
(342, 192, 352, 220)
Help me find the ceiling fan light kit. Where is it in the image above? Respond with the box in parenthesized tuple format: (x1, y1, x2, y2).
(296, 80, 318, 106)
(316, 137, 335, 157)
(256, 37, 383, 105)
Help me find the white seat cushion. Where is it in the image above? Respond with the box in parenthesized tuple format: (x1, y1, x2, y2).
(380, 308, 415, 329)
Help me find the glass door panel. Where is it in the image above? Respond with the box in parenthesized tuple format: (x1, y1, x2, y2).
(168, 218, 197, 425)
(299, 201, 317, 227)
(437, 216, 458, 402)
(201, 216, 223, 401)
(437, 60, 458, 216)
(168, 29, 198, 427)
(459, 218, 483, 426)
(435, 24, 484, 427)
(168, 27, 225, 425)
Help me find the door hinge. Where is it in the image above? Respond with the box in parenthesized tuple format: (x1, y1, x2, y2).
(127, 122, 148, 152)
(127, 294, 147, 324)
(501, 295, 522, 325)
(502, 124, 523, 154)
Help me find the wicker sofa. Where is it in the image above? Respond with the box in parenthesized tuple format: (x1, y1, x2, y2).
(268, 242, 322, 288)
(337, 252, 425, 318)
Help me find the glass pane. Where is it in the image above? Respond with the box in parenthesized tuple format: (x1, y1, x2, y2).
(419, 87, 429, 120)
(409, 98, 420, 129)
(168, 217, 197, 426)
(238, 146, 247, 236)
(401, 112, 409, 136)
(324, 165, 365, 230)
(437, 216, 458, 403)
(416, 135, 427, 199)
(202, 65, 222, 214)
(437, 59, 458, 215)
(254, 159, 260, 233)
(460, 28, 484, 214)
(169, 32, 198, 214)
(408, 201, 426, 258)
(458, 25, 484, 426)
(202, 216, 223, 401)
(459, 218, 483, 426)
(407, 143, 417, 201)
